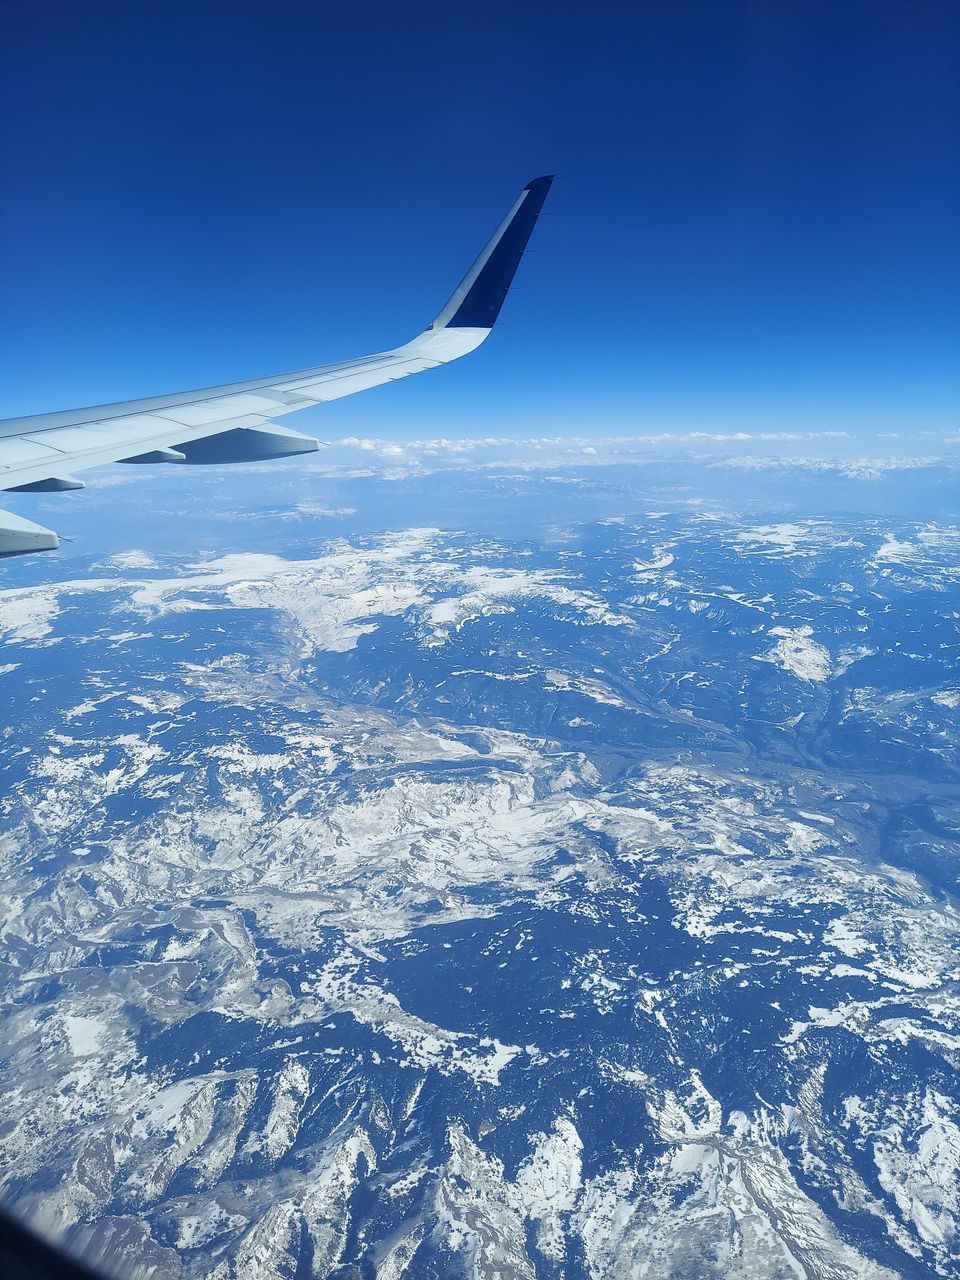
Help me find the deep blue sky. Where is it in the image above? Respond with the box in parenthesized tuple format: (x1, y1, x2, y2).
(2, 0, 958, 438)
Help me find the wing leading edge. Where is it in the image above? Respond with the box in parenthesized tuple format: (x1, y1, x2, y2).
(0, 175, 553, 555)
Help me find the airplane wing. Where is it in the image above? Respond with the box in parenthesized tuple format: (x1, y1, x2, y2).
(0, 176, 553, 556)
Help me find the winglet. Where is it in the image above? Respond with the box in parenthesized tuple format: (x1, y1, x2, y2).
(431, 176, 554, 332)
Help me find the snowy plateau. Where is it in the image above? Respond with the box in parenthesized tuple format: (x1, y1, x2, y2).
(2, 485, 960, 1280)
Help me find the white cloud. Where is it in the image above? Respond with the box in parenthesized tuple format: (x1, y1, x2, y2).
(304, 432, 937, 480)
(0, 590, 62, 643)
(714, 455, 953, 479)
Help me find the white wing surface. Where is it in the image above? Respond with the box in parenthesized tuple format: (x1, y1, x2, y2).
(0, 176, 553, 555)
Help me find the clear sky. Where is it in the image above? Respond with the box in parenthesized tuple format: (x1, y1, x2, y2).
(2, 0, 958, 440)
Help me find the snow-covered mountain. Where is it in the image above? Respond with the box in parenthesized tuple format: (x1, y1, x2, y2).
(2, 505, 960, 1279)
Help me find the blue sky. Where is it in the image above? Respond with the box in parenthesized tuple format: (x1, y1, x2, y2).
(2, 0, 958, 440)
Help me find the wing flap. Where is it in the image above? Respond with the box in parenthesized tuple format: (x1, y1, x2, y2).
(284, 357, 437, 402)
(0, 438, 68, 465)
(149, 392, 304, 427)
(23, 425, 155, 452)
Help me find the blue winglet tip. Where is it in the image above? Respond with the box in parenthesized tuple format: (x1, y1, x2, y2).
(444, 175, 554, 330)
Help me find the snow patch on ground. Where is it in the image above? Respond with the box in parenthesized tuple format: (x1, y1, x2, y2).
(63, 1015, 109, 1057)
(0, 590, 61, 643)
(757, 626, 832, 682)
